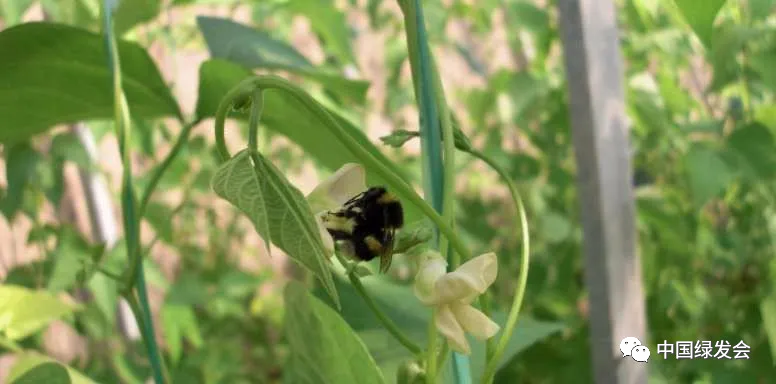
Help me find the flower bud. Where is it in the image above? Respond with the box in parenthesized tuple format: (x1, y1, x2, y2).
(396, 360, 426, 384)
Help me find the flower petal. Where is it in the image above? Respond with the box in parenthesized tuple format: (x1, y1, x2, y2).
(413, 255, 447, 305)
(433, 252, 498, 304)
(314, 214, 335, 256)
(306, 163, 366, 213)
(450, 303, 500, 340)
(435, 305, 470, 355)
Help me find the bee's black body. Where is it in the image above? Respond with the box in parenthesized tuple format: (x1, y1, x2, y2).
(321, 186, 404, 272)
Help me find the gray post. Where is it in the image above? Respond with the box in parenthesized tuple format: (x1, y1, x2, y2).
(557, 1, 647, 383)
(71, 123, 141, 341)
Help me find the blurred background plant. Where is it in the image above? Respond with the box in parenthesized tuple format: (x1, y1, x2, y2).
(0, 0, 775, 383)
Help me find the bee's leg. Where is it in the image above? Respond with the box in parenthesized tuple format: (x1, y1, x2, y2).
(333, 241, 360, 275)
(345, 260, 360, 275)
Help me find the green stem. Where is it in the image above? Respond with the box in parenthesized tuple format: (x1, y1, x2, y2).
(436, 341, 450, 373)
(346, 271, 423, 355)
(98, 266, 123, 281)
(426, 311, 438, 383)
(103, 5, 167, 382)
(481, 291, 494, 360)
(137, 118, 201, 218)
(215, 80, 258, 162)
(436, 74, 456, 268)
(125, 292, 170, 383)
(213, 77, 472, 264)
(398, 1, 468, 381)
(247, 89, 265, 153)
(470, 149, 530, 384)
(402, 0, 445, 219)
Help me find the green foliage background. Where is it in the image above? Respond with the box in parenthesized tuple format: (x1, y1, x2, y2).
(0, 0, 775, 383)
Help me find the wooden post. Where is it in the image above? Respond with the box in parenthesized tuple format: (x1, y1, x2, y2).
(557, 1, 647, 383)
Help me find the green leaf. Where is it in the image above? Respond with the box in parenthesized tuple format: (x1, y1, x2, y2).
(283, 282, 385, 384)
(727, 122, 776, 180)
(761, 293, 776, 365)
(50, 133, 94, 170)
(749, 0, 775, 21)
(113, 0, 161, 35)
(11, 362, 70, 384)
(212, 150, 339, 307)
(162, 304, 204, 366)
(380, 130, 419, 148)
(87, 273, 119, 329)
(196, 16, 368, 104)
(680, 120, 724, 135)
(0, 0, 36, 26)
(467, 313, 565, 380)
(8, 352, 97, 384)
(197, 16, 313, 70)
(685, 144, 733, 207)
(708, 25, 761, 91)
(0, 285, 76, 340)
(166, 272, 209, 306)
(144, 202, 175, 243)
(3, 260, 55, 288)
(673, 0, 726, 48)
(751, 49, 776, 93)
(0, 142, 40, 219)
(540, 212, 572, 244)
(48, 228, 104, 292)
(195, 59, 420, 221)
(283, 0, 355, 64)
(39, 0, 100, 28)
(0, 22, 181, 143)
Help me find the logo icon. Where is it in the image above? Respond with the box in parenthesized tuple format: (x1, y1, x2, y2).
(631, 345, 650, 362)
(620, 337, 641, 357)
(619, 337, 650, 363)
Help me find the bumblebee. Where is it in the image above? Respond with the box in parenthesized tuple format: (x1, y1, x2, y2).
(321, 186, 404, 273)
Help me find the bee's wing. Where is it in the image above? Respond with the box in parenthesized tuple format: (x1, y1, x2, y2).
(379, 204, 396, 273)
(342, 190, 367, 208)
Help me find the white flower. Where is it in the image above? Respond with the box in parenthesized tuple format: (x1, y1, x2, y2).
(414, 252, 500, 355)
(306, 163, 366, 256)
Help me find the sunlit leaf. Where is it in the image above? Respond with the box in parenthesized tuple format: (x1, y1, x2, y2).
(0, 285, 76, 340)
